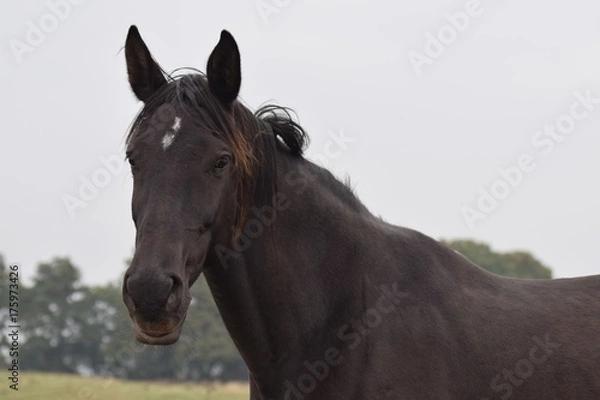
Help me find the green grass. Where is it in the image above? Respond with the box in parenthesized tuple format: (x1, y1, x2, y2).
(0, 372, 249, 399)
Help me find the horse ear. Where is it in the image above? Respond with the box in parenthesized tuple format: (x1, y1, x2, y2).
(207, 30, 241, 106)
(125, 25, 167, 102)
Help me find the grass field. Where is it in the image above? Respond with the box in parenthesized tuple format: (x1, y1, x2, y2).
(0, 372, 249, 399)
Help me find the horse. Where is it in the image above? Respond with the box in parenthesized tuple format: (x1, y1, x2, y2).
(121, 25, 600, 399)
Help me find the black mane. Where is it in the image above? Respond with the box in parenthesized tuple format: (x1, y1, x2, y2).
(255, 105, 308, 155)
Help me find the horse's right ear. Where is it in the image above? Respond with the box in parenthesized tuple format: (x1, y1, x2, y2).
(125, 25, 167, 102)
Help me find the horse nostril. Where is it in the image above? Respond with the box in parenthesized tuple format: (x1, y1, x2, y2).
(166, 277, 181, 310)
(122, 274, 136, 311)
(124, 275, 131, 295)
(167, 291, 178, 309)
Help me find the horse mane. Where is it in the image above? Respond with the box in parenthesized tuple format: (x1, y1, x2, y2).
(126, 70, 308, 153)
(255, 105, 309, 155)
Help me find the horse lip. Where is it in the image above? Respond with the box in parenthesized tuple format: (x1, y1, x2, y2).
(134, 318, 185, 345)
(135, 325, 182, 345)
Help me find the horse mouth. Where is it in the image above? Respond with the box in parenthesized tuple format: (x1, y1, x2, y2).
(133, 318, 185, 345)
(135, 328, 181, 345)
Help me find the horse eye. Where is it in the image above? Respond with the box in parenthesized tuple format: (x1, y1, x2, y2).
(126, 151, 135, 167)
(214, 155, 231, 170)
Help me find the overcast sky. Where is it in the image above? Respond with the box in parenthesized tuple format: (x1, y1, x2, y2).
(1, 0, 598, 285)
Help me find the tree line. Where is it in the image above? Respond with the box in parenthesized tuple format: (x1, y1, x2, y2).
(0, 239, 552, 381)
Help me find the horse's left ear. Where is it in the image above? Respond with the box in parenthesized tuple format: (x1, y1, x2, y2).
(207, 30, 241, 106)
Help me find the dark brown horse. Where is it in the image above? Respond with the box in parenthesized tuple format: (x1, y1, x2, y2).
(121, 25, 600, 399)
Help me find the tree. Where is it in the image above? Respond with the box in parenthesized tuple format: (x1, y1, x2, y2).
(172, 278, 247, 381)
(0, 238, 552, 381)
(19, 257, 102, 373)
(99, 279, 179, 380)
(440, 239, 552, 279)
(101, 276, 246, 381)
(0, 254, 6, 285)
(11, 255, 246, 380)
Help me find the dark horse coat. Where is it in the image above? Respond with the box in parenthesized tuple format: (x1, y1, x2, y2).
(120, 26, 600, 399)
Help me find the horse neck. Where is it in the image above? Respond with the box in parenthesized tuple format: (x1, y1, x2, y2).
(203, 152, 376, 380)
(202, 150, 481, 388)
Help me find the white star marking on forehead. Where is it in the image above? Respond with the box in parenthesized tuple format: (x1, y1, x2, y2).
(161, 116, 181, 151)
(172, 116, 181, 132)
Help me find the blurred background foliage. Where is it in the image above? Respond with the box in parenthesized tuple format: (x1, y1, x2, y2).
(0, 239, 552, 381)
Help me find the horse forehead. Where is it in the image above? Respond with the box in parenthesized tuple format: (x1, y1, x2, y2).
(161, 116, 182, 151)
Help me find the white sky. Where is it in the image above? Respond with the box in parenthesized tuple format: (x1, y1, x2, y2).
(0, 0, 598, 285)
